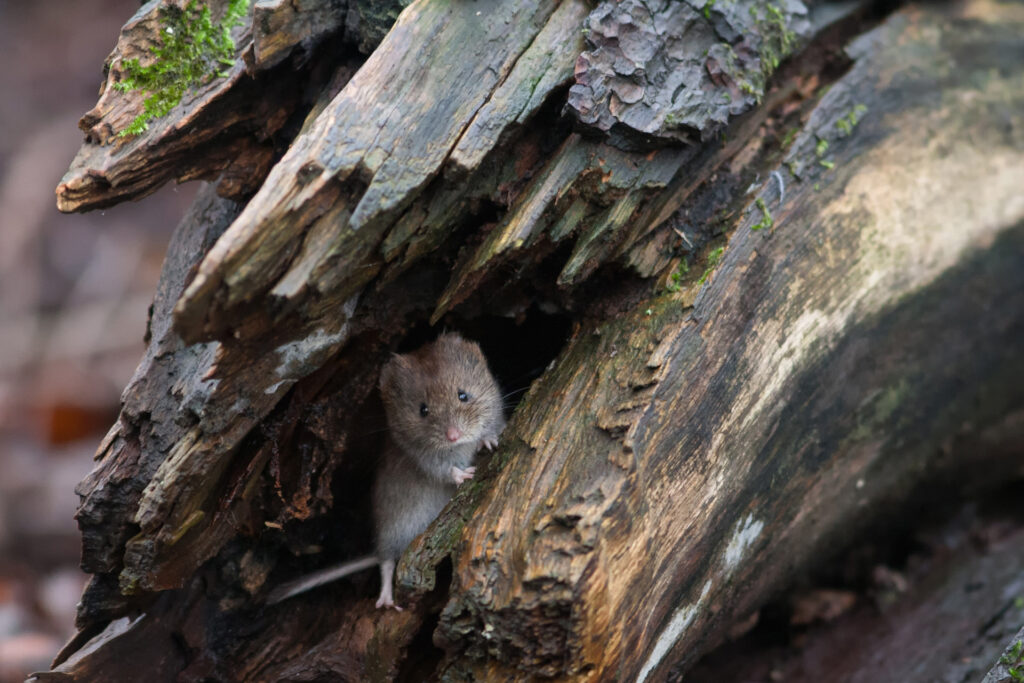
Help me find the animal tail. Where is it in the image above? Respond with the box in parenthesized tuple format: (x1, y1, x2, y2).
(266, 555, 379, 605)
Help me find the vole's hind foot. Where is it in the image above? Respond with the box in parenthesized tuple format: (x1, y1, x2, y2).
(376, 558, 403, 610)
(375, 594, 403, 611)
(450, 465, 475, 485)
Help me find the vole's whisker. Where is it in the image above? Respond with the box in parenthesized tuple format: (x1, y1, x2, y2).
(501, 386, 529, 400)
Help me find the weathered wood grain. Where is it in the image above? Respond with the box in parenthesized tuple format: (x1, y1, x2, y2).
(171, 0, 575, 343)
(55, 0, 360, 212)
(252, 0, 347, 69)
(688, 483, 1024, 683)
(111, 0, 818, 595)
(413, 3, 1024, 679)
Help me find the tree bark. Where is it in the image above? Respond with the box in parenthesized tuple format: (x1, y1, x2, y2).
(37, 0, 1024, 680)
(687, 482, 1024, 683)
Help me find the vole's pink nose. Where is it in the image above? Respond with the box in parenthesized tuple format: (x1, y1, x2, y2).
(446, 426, 462, 443)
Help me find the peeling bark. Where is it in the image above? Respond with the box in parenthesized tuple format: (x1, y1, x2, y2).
(568, 0, 811, 146)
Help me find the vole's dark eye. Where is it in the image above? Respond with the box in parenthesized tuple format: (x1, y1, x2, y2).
(457, 390, 469, 402)
(419, 403, 429, 417)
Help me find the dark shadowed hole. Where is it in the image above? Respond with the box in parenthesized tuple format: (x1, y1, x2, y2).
(397, 307, 573, 403)
(396, 557, 454, 683)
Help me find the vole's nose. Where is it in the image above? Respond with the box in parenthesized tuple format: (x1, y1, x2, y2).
(446, 426, 462, 442)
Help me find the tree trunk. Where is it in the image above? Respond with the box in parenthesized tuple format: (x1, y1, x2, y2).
(37, 0, 1024, 680)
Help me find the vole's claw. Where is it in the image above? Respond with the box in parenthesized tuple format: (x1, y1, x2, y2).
(376, 596, 403, 611)
(451, 465, 475, 485)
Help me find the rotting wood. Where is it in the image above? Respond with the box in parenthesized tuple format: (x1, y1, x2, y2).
(39, 0, 1024, 680)
(568, 0, 811, 146)
(687, 478, 1024, 683)
(418, 4, 1024, 679)
(170, 0, 578, 343)
(54, 0, 378, 212)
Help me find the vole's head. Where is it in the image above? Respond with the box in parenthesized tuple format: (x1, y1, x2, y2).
(379, 333, 502, 454)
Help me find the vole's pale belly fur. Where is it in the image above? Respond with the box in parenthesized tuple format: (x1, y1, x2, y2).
(373, 442, 474, 560)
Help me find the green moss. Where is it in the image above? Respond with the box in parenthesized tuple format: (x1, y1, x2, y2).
(1003, 639, 1024, 681)
(850, 380, 910, 441)
(1003, 640, 1024, 663)
(665, 257, 691, 293)
(836, 104, 868, 136)
(751, 197, 773, 231)
(698, 246, 726, 285)
(752, 1, 798, 79)
(704, 0, 716, 18)
(816, 135, 837, 169)
(781, 127, 798, 148)
(114, 0, 249, 137)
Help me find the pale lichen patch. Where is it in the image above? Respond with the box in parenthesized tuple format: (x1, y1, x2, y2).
(724, 513, 764, 571)
(637, 579, 713, 683)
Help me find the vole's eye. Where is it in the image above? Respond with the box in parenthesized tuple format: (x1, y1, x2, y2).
(419, 403, 429, 417)
(457, 390, 469, 402)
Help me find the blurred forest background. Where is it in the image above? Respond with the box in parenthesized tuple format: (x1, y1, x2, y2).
(0, 1, 196, 678)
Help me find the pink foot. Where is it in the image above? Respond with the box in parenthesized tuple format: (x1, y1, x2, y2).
(375, 559, 403, 610)
(450, 465, 476, 485)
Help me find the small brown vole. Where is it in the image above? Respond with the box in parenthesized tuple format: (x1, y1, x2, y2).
(268, 333, 504, 608)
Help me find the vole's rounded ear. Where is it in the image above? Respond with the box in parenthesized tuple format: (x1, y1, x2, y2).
(379, 353, 410, 392)
(437, 332, 483, 359)
(436, 331, 461, 345)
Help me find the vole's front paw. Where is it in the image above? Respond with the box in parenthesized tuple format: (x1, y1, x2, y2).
(481, 435, 499, 451)
(450, 465, 476, 485)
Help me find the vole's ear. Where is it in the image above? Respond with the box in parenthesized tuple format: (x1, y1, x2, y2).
(436, 331, 462, 346)
(379, 353, 411, 393)
(437, 332, 484, 359)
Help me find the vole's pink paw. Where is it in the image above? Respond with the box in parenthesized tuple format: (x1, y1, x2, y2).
(482, 435, 499, 451)
(375, 595, 403, 611)
(451, 465, 475, 485)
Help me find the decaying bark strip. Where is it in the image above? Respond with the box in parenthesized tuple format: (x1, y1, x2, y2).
(425, 8, 1024, 678)
(39, 0, 1024, 679)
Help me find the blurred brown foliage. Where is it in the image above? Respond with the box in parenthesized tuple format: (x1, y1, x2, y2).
(0, 1, 197, 678)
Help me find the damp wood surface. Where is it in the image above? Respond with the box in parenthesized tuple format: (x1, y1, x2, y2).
(686, 480, 1024, 683)
(38, 0, 1024, 680)
(426, 5, 1024, 676)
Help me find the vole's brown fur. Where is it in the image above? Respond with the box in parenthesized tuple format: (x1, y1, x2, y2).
(267, 333, 504, 609)
(372, 332, 503, 607)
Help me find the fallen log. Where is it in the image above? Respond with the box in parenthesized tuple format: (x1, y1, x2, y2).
(36, 0, 1024, 679)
